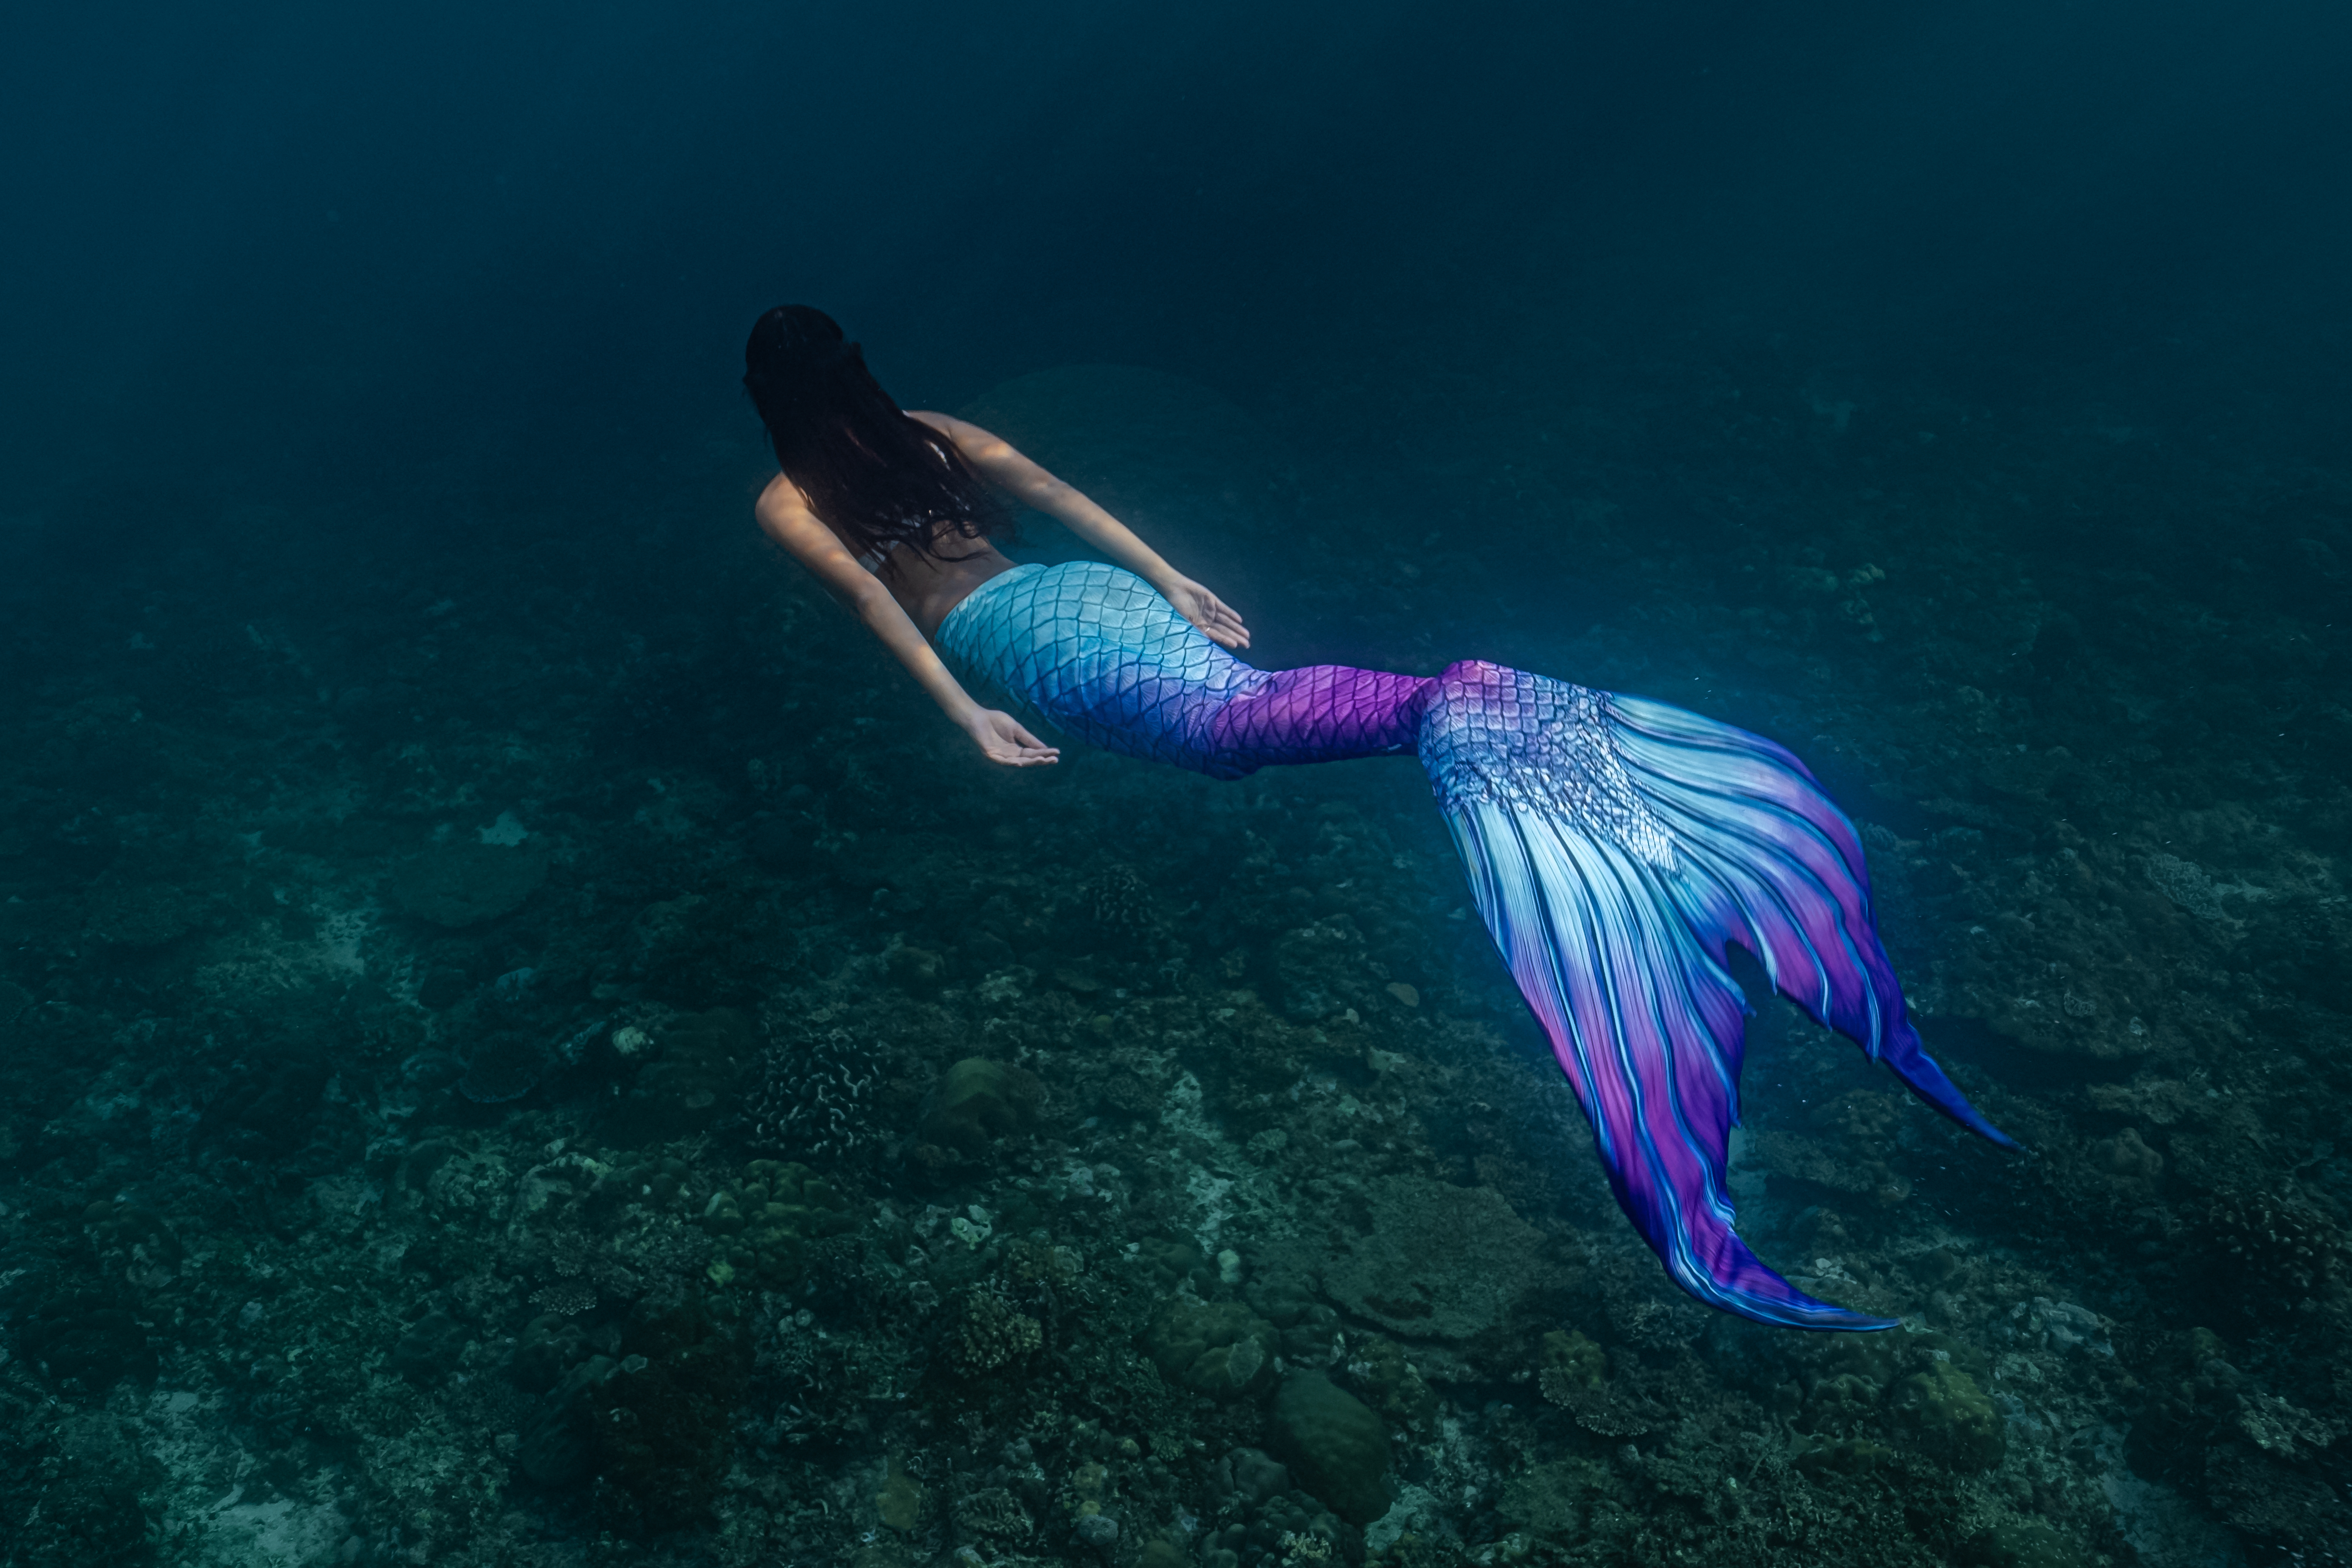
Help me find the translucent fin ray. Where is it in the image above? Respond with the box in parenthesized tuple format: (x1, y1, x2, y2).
(1420, 662, 2011, 1330)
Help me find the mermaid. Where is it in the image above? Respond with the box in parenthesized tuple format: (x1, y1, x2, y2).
(744, 305, 2013, 1331)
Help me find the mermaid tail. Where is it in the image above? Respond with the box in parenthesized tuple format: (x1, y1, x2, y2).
(1422, 662, 2013, 1329)
(937, 562, 1429, 776)
(938, 563, 2011, 1329)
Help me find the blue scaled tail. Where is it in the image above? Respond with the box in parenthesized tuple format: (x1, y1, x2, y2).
(934, 563, 2013, 1330)
(1421, 662, 2014, 1330)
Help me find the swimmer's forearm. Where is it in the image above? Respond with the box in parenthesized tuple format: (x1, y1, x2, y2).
(854, 589, 987, 728)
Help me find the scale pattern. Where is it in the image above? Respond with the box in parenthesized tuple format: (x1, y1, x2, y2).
(937, 562, 2011, 1329)
(939, 562, 1432, 778)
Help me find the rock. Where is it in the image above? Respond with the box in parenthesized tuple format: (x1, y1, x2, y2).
(747, 817, 818, 873)
(1075, 1512, 1120, 1548)
(1887, 1361, 2005, 1471)
(457, 1028, 548, 1104)
(1538, 1329, 1604, 1396)
(611, 1009, 753, 1143)
(884, 943, 945, 992)
(517, 1354, 616, 1487)
(1143, 1299, 1277, 1400)
(1794, 1435, 1902, 1475)
(1274, 915, 1377, 1020)
(1537, 1329, 1663, 1437)
(1966, 1519, 2084, 1568)
(392, 840, 549, 927)
(1499, 1456, 1611, 1538)
(701, 1160, 860, 1289)
(1, 1413, 152, 1564)
(875, 1457, 925, 1533)
(1346, 1335, 1439, 1434)
(512, 1313, 588, 1394)
(1218, 1446, 1292, 1506)
(2098, 1127, 2164, 1185)
(16, 1286, 156, 1395)
(1747, 1128, 1911, 1206)
(82, 872, 206, 947)
(920, 1057, 1042, 1156)
(392, 1310, 468, 1383)
(1270, 1370, 1390, 1526)
(1320, 1176, 1567, 1341)
(417, 965, 472, 1008)
(82, 1200, 182, 1286)
(591, 1298, 749, 1528)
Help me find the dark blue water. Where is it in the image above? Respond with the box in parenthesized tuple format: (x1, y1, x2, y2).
(2, 3, 2348, 1564)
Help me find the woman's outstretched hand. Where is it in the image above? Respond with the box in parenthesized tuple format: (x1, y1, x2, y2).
(1160, 575, 1251, 652)
(967, 708, 1061, 767)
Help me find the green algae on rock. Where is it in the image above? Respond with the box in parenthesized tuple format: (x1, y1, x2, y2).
(1498, 1455, 1616, 1540)
(875, 1455, 927, 1533)
(700, 1159, 861, 1288)
(1319, 1174, 1566, 1341)
(919, 1055, 1043, 1156)
(1143, 1298, 1277, 1400)
(1536, 1327, 1667, 1437)
(1886, 1359, 2006, 1471)
(1270, 1369, 1390, 1526)
(701, 1166, 861, 1288)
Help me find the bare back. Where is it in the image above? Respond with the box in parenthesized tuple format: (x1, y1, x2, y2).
(755, 412, 1017, 638)
(862, 531, 1018, 640)
(752, 408, 1246, 768)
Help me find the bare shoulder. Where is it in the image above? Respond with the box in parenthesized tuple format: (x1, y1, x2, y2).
(753, 474, 844, 565)
(754, 470, 809, 523)
(907, 410, 1009, 457)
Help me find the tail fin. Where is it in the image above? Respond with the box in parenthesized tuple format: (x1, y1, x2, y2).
(1419, 662, 2012, 1330)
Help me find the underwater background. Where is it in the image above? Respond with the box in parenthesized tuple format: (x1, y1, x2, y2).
(3, 1, 2350, 1564)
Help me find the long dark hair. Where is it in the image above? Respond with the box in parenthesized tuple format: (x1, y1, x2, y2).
(743, 306, 1010, 564)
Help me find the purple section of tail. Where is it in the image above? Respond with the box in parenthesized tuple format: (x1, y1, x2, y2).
(1205, 667, 1436, 769)
(1608, 695, 2015, 1149)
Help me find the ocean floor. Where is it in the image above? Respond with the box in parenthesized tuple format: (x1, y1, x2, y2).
(0, 354, 2346, 1567)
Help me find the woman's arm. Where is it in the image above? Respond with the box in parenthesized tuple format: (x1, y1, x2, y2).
(911, 411, 1250, 652)
(754, 481, 1060, 767)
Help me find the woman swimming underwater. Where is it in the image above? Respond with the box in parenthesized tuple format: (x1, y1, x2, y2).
(745, 304, 2013, 1331)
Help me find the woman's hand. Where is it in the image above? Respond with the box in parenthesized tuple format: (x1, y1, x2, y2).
(966, 709, 1061, 767)
(1159, 575, 1251, 652)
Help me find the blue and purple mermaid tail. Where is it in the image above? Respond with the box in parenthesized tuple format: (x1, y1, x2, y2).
(939, 562, 2012, 1330)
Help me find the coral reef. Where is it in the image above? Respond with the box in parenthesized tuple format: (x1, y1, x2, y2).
(701, 1158, 861, 1288)
(740, 1022, 881, 1160)
(0, 344, 2344, 1568)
